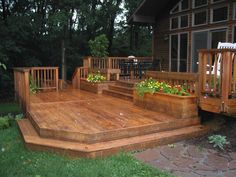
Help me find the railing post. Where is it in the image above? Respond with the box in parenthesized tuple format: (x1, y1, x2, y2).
(24, 70, 30, 113)
(55, 67, 59, 91)
(221, 51, 231, 112)
(198, 51, 203, 97)
(88, 57, 92, 68)
(108, 57, 112, 69)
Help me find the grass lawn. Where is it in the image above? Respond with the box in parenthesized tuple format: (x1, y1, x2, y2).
(0, 103, 21, 114)
(0, 122, 175, 177)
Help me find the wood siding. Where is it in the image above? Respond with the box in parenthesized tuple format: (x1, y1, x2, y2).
(153, 0, 236, 72)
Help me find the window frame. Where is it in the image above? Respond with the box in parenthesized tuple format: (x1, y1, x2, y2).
(211, 0, 224, 4)
(192, 0, 208, 9)
(180, 14, 189, 29)
(170, 0, 190, 14)
(234, 3, 236, 20)
(232, 25, 236, 43)
(192, 10, 208, 27)
(170, 17, 179, 30)
(169, 32, 189, 72)
(210, 5, 229, 24)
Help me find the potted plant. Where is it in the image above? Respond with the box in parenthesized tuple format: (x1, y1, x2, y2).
(133, 78, 198, 119)
(80, 71, 109, 94)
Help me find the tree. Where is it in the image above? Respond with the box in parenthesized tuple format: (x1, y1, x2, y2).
(89, 34, 109, 57)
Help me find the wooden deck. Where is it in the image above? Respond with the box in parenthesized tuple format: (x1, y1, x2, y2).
(18, 88, 208, 158)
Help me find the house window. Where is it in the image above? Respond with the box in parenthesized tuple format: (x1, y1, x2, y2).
(170, 0, 189, 14)
(171, 17, 179, 29)
(170, 33, 188, 72)
(193, 0, 207, 8)
(211, 6, 228, 23)
(193, 11, 207, 26)
(181, 0, 189, 11)
(233, 26, 236, 43)
(234, 3, 236, 19)
(180, 15, 188, 28)
(211, 0, 224, 3)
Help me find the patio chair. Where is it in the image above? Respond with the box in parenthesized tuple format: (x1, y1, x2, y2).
(211, 42, 236, 76)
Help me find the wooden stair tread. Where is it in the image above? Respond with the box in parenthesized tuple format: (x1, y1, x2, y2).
(103, 90, 133, 97)
(109, 85, 134, 91)
(18, 119, 208, 157)
(27, 109, 200, 143)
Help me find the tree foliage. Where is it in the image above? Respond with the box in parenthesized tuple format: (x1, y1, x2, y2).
(89, 34, 109, 57)
(0, 0, 151, 86)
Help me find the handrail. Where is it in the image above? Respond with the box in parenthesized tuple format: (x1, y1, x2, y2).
(30, 67, 59, 91)
(72, 67, 89, 89)
(198, 49, 236, 113)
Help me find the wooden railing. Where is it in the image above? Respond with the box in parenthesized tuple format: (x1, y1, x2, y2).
(72, 67, 89, 89)
(14, 68, 30, 113)
(30, 67, 59, 91)
(14, 67, 59, 113)
(198, 49, 236, 113)
(83, 56, 153, 78)
(146, 71, 199, 94)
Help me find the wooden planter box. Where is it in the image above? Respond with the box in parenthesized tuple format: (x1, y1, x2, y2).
(133, 91, 198, 119)
(80, 80, 109, 94)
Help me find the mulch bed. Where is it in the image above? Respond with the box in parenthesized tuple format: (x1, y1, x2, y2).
(186, 111, 236, 152)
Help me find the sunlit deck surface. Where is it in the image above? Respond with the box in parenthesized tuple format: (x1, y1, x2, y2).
(30, 89, 192, 143)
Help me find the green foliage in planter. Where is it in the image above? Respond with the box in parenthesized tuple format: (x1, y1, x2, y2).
(88, 34, 109, 57)
(135, 78, 190, 97)
(87, 72, 106, 83)
(29, 74, 38, 94)
(208, 134, 230, 150)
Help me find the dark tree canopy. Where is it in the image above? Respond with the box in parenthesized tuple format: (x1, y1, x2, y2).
(0, 0, 151, 82)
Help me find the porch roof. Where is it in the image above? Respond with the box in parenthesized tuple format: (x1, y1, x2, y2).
(128, 0, 178, 24)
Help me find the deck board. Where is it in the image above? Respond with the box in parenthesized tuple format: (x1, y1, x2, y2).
(28, 89, 200, 143)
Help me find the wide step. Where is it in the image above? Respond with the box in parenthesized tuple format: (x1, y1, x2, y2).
(103, 89, 133, 101)
(18, 119, 208, 158)
(108, 85, 133, 94)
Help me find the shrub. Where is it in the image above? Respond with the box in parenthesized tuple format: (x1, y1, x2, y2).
(88, 34, 109, 57)
(208, 134, 230, 150)
(0, 117, 10, 130)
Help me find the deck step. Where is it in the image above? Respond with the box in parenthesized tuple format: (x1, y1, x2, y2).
(102, 89, 133, 101)
(108, 85, 134, 95)
(18, 119, 209, 158)
(115, 80, 136, 88)
(26, 110, 201, 143)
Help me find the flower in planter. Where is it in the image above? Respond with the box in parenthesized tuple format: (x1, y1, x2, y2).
(136, 78, 190, 97)
(87, 72, 106, 83)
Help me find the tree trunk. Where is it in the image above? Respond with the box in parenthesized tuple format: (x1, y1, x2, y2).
(61, 39, 66, 81)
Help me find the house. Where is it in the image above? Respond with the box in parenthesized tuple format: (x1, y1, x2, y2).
(129, 0, 236, 72)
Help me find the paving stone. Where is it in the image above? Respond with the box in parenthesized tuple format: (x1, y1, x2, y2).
(172, 170, 199, 177)
(228, 160, 236, 170)
(173, 157, 197, 168)
(187, 145, 205, 158)
(223, 170, 236, 177)
(149, 160, 177, 171)
(190, 163, 216, 171)
(194, 170, 220, 177)
(134, 149, 161, 162)
(160, 144, 184, 160)
(206, 153, 229, 170)
(229, 152, 236, 160)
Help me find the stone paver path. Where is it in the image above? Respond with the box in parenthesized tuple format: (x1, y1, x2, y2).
(134, 143, 236, 177)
